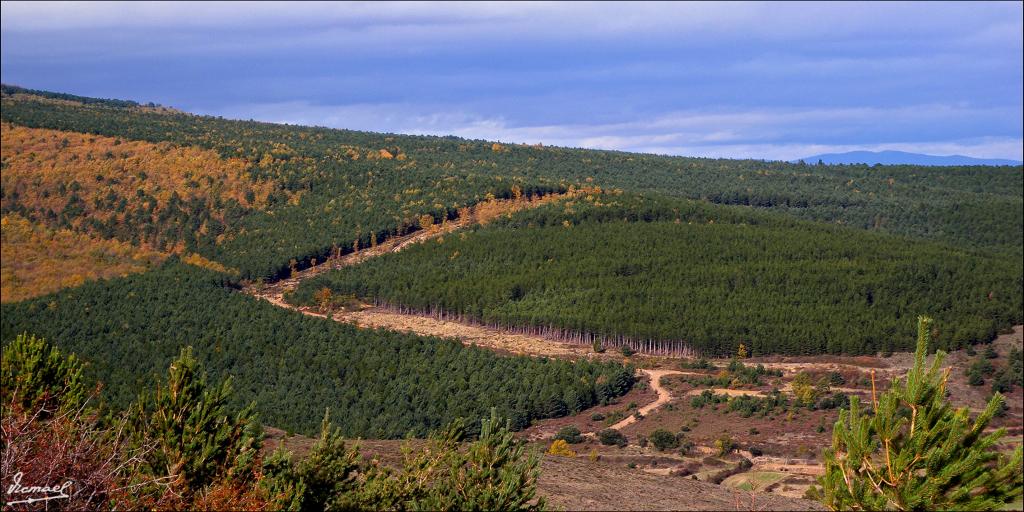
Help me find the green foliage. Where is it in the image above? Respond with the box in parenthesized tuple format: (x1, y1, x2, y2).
(816, 316, 1024, 510)
(1, 262, 634, 437)
(984, 344, 999, 359)
(990, 370, 1014, 393)
(129, 346, 262, 497)
(966, 357, 995, 386)
(987, 346, 1019, 393)
(967, 369, 985, 386)
(792, 372, 820, 406)
(1, 84, 141, 108)
(649, 429, 680, 452)
(3, 331, 547, 510)
(689, 389, 794, 417)
(553, 425, 584, 444)
(261, 411, 363, 510)
(296, 195, 1022, 356)
(690, 390, 728, 409)
(727, 392, 790, 417)
(815, 393, 851, 411)
(0, 332, 86, 415)
(358, 411, 545, 511)
(4, 87, 1022, 280)
(990, 347, 1023, 393)
(598, 428, 627, 447)
(1012, 347, 1024, 384)
(0, 90, 563, 280)
(726, 359, 782, 385)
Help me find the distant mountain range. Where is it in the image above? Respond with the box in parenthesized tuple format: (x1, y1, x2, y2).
(794, 150, 1022, 166)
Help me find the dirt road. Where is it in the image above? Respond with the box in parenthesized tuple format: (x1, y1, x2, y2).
(248, 191, 577, 299)
(606, 369, 683, 431)
(244, 190, 611, 359)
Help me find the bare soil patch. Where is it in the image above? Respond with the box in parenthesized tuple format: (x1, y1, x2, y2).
(537, 454, 823, 511)
(335, 307, 590, 358)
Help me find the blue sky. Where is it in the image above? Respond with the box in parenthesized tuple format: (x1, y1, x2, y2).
(2, 1, 1022, 161)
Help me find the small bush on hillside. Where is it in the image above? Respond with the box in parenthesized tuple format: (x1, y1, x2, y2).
(546, 439, 576, 457)
(714, 434, 735, 456)
(649, 429, 679, 452)
(967, 357, 995, 386)
(554, 425, 584, 444)
(678, 439, 695, 456)
(602, 411, 625, 426)
(984, 345, 999, 359)
(598, 428, 627, 447)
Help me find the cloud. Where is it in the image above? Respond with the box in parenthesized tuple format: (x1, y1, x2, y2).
(3, 2, 1018, 47)
(2, 2, 1020, 162)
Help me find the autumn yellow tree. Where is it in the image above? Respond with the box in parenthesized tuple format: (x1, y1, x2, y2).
(313, 287, 334, 315)
(546, 439, 576, 457)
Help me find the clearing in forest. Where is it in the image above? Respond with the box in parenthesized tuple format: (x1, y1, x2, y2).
(245, 188, 607, 359)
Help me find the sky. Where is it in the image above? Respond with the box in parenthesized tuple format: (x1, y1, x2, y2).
(1, 1, 1022, 161)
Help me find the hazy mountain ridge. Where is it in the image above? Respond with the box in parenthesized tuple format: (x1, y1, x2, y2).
(796, 150, 1022, 166)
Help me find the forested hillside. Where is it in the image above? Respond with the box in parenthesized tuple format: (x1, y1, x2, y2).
(1, 85, 1021, 363)
(0, 261, 635, 437)
(1, 87, 565, 282)
(292, 193, 1023, 356)
(2, 86, 1020, 292)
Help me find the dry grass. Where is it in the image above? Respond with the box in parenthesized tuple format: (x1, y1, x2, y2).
(537, 454, 823, 511)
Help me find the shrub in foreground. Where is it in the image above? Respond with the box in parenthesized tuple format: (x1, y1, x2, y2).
(814, 317, 1023, 510)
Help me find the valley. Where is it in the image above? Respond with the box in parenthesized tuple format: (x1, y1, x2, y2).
(1, 86, 1021, 510)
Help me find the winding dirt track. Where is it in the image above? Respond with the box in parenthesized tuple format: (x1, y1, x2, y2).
(241, 192, 691, 431)
(606, 369, 683, 431)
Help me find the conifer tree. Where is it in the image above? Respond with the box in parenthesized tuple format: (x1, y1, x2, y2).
(359, 411, 545, 510)
(816, 316, 1023, 510)
(0, 332, 86, 415)
(129, 346, 262, 498)
(260, 410, 363, 510)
